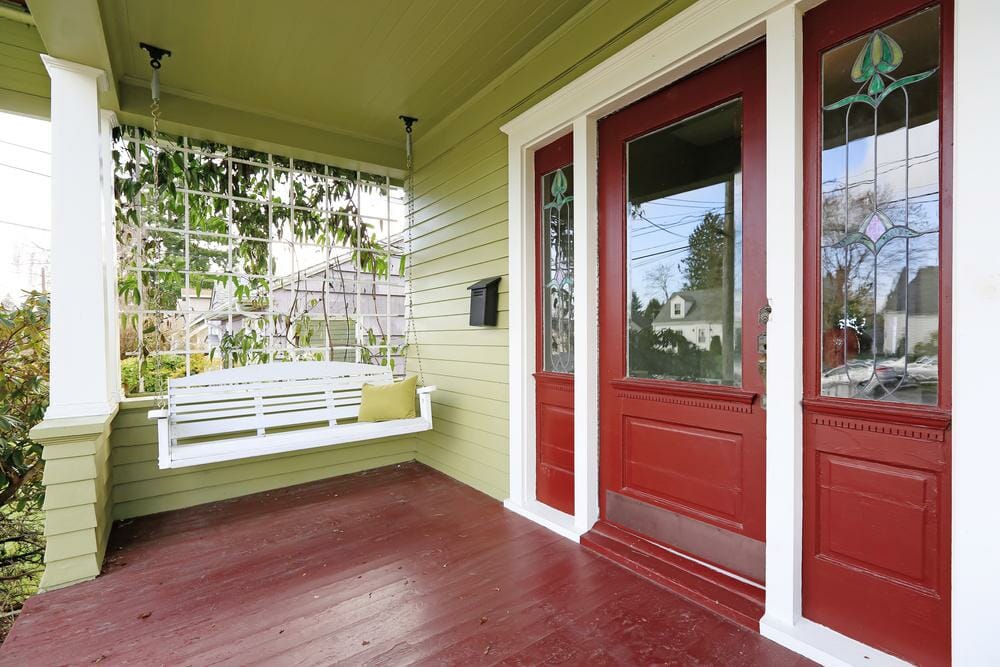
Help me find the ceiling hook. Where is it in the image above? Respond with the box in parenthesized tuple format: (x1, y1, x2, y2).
(139, 42, 172, 69)
(399, 115, 419, 134)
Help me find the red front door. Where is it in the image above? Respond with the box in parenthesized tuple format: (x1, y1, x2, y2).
(534, 135, 575, 514)
(802, 2, 952, 664)
(586, 44, 768, 626)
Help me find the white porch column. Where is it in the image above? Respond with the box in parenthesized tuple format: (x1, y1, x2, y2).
(760, 2, 804, 631)
(952, 0, 1000, 663)
(41, 56, 116, 419)
(572, 116, 599, 534)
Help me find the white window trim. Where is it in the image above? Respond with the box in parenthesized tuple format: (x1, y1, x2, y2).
(501, 0, 998, 664)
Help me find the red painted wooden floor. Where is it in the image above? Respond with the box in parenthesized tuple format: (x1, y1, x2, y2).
(2, 462, 813, 666)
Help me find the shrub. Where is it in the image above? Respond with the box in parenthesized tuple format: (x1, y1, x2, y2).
(0, 292, 49, 637)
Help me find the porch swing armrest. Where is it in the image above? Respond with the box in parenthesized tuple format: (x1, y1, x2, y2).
(148, 409, 169, 420)
(416, 385, 436, 395)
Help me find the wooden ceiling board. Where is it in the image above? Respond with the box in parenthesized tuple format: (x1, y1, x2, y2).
(93, 0, 591, 148)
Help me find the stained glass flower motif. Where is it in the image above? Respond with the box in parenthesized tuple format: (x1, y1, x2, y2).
(833, 210, 926, 255)
(824, 29, 937, 111)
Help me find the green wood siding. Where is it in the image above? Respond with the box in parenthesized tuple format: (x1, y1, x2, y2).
(409, 0, 696, 500)
(0, 17, 48, 117)
(110, 399, 417, 519)
(30, 412, 116, 590)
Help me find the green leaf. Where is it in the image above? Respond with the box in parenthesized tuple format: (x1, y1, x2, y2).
(824, 93, 876, 111)
(831, 231, 876, 254)
(879, 69, 937, 100)
(868, 73, 885, 96)
(873, 225, 932, 254)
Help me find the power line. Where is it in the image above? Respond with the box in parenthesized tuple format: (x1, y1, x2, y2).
(0, 162, 49, 178)
(0, 138, 50, 154)
(0, 219, 50, 233)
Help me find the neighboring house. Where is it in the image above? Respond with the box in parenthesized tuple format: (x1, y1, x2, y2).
(882, 266, 939, 356)
(650, 288, 738, 350)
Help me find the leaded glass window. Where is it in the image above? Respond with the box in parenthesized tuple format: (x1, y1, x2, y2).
(820, 7, 941, 405)
(540, 165, 574, 373)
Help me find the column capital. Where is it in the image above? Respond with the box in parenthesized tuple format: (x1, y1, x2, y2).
(40, 54, 109, 92)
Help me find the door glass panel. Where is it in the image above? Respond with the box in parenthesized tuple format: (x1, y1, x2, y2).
(627, 100, 743, 385)
(820, 7, 940, 404)
(541, 165, 574, 373)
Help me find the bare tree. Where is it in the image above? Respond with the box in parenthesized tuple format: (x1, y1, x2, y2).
(644, 263, 674, 303)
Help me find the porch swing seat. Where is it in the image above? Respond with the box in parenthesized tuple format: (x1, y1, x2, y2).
(149, 362, 435, 469)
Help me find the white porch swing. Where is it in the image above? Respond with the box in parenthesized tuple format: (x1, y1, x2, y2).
(140, 47, 435, 469)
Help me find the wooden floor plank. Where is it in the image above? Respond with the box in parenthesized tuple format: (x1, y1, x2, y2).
(2, 462, 813, 666)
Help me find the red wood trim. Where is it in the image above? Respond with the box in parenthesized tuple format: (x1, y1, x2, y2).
(533, 371, 574, 388)
(610, 378, 756, 410)
(801, 397, 951, 431)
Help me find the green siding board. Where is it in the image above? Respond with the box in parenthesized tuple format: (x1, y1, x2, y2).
(411, 183, 507, 232)
(416, 373, 508, 403)
(427, 419, 509, 456)
(411, 216, 507, 261)
(431, 403, 509, 437)
(411, 239, 508, 280)
(43, 505, 99, 537)
(417, 344, 508, 366)
(412, 292, 509, 320)
(413, 150, 509, 215)
(413, 133, 508, 194)
(410, 261, 508, 293)
(424, 389, 509, 417)
(415, 447, 506, 500)
(0, 18, 44, 50)
(114, 452, 415, 520)
(0, 18, 49, 116)
(42, 481, 97, 510)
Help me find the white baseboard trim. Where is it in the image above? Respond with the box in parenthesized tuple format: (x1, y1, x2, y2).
(503, 498, 584, 543)
(760, 615, 912, 667)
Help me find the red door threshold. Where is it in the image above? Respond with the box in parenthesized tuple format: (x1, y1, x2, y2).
(582, 520, 765, 631)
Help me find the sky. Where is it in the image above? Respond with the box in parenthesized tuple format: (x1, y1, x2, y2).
(0, 110, 51, 304)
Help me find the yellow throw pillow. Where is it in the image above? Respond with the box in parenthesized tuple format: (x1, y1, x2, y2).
(357, 375, 418, 422)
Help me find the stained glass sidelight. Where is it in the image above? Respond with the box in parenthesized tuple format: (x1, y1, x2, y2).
(820, 7, 941, 405)
(540, 166, 574, 373)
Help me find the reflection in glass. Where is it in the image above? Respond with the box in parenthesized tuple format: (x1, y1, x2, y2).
(541, 166, 574, 373)
(820, 7, 941, 405)
(627, 100, 743, 385)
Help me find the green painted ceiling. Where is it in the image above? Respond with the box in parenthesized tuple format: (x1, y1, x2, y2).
(96, 0, 591, 149)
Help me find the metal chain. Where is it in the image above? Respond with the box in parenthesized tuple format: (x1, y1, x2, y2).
(402, 129, 424, 385)
(150, 97, 168, 409)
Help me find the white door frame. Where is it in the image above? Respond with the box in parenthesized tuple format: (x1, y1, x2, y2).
(502, 0, 998, 664)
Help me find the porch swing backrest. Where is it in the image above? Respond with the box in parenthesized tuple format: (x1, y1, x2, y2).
(149, 361, 435, 469)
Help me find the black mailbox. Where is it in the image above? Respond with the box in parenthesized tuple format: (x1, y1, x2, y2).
(468, 277, 501, 326)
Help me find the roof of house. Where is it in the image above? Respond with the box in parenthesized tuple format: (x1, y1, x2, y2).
(652, 288, 725, 325)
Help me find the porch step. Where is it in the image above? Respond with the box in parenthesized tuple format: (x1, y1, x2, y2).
(581, 520, 765, 631)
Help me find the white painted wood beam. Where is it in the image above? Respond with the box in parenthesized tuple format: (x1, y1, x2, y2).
(42, 56, 117, 420)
